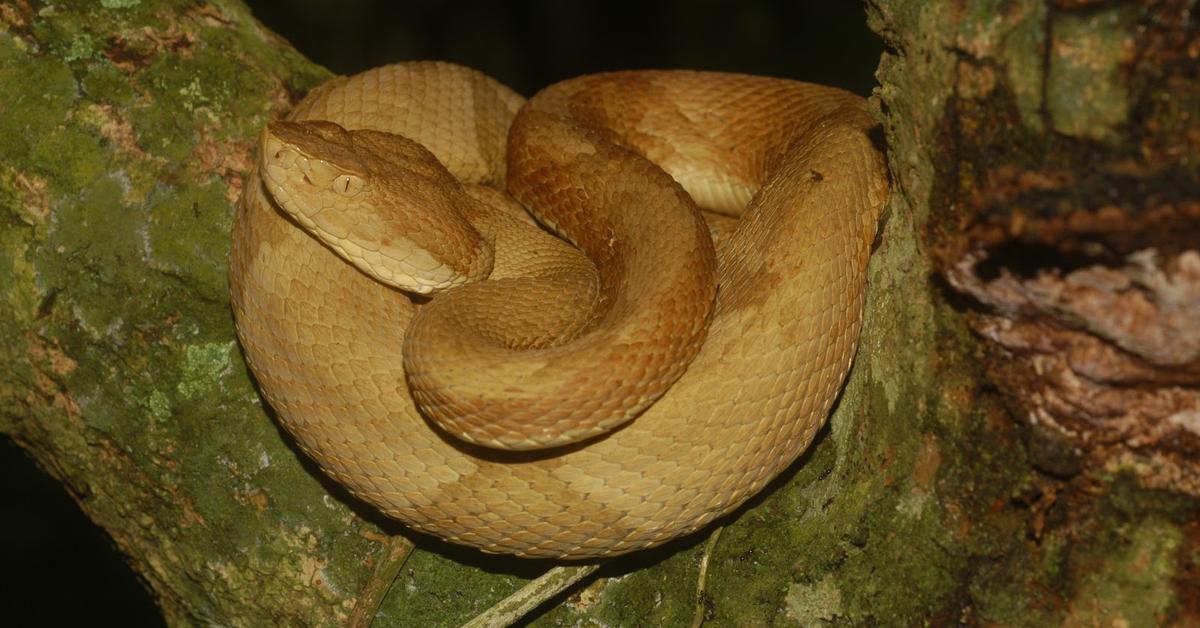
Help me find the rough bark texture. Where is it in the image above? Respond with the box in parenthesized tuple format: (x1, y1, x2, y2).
(870, 0, 1200, 624)
(0, 0, 1195, 625)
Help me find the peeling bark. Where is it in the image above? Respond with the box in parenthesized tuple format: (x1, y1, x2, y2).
(923, 0, 1200, 507)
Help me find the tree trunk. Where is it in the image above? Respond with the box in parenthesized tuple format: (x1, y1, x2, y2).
(1, 0, 1195, 625)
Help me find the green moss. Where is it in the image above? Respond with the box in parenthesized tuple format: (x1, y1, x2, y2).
(1, 2, 377, 623)
(1046, 6, 1138, 141)
(958, 0, 1048, 133)
(1000, 2, 1049, 134)
(133, 58, 219, 161)
(970, 536, 1065, 626)
(379, 549, 540, 627)
(144, 178, 235, 307)
(1104, 470, 1200, 524)
(591, 548, 701, 626)
(79, 61, 136, 106)
(1069, 516, 1180, 625)
(30, 6, 92, 63)
(830, 390, 969, 621)
(0, 43, 80, 168)
(972, 474, 1193, 625)
(42, 174, 145, 335)
(36, 1, 163, 56)
(119, 20, 277, 161)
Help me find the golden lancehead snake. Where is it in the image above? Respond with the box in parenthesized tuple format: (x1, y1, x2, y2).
(229, 61, 888, 558)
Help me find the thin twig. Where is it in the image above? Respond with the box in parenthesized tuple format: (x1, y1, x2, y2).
(690, 526, 724, 628)
(461, 564, 602, 628)
(348, 534, 417, 628)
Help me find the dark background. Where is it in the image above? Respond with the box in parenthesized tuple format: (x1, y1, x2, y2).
(248, 0, 882, 95)
(3, 1, 880, 624)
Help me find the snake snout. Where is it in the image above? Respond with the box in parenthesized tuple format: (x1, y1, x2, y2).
(269, 144, 298, 169)
(262, 134, 296, 169)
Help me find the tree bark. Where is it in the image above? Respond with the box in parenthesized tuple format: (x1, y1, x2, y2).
(0, 0, 1195, 625)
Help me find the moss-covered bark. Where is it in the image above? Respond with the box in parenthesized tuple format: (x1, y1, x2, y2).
(868, 0, 1199, 625)
(1, 0, 1194, 625)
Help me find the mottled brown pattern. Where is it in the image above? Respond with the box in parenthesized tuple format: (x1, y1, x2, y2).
(229, 62, 888, 557)
(948, 249, 1200, 496)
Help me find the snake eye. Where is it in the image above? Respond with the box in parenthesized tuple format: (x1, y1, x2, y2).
(333, 174, 363, 197)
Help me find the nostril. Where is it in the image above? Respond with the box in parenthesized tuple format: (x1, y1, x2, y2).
(273, 148, 299, 168)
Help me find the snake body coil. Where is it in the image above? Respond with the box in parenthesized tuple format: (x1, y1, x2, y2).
(229, 62, 887, 558)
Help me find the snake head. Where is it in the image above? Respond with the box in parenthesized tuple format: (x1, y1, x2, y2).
(264, 120, 368, 195)
(260, 120, 494, 294)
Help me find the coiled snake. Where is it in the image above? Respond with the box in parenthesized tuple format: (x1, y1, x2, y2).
(229, 62, 888, 558)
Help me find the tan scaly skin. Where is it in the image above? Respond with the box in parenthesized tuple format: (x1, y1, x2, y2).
(229, 62, 889, 558)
